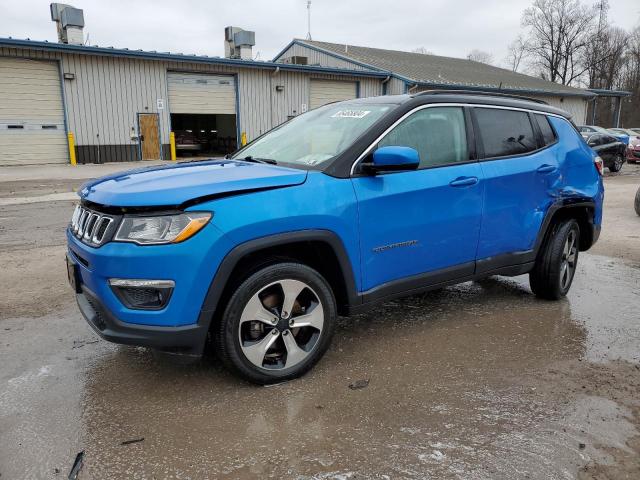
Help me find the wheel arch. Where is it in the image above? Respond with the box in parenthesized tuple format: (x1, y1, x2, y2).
(534, 200, 597, 256)
(198, 230, 360, 334)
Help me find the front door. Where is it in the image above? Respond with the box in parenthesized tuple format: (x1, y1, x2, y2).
(139, 113, 160, 160)
(351, 106, 483, 295)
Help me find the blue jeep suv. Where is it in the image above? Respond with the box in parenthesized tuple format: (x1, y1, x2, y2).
(67, 92, 604, 384)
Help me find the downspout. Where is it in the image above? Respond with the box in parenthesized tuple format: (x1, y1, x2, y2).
(588, 95, 598, 125)
(382, 75, 390, 96)
(270, 66, 280, 129)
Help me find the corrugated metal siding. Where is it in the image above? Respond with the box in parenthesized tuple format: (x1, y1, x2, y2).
(276, 43, 370, 71)
(386, 77, 406, 95)
(0, 47, 386, 162)
(528, 95, 587, 124)
(0, 56, 67, 165)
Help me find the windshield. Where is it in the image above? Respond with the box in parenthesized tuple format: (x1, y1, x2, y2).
(232, 102, 393, 167)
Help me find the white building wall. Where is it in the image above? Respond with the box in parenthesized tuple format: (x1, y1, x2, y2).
(1, 46, 385, 163)
(276, 43, 371, 71)
(528, 95, 588, 124)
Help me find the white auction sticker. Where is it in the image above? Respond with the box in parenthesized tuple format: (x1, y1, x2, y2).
(331, 110, 371, 119)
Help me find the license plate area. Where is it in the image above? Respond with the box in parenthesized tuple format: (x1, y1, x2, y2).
(66, 254, 82, 294)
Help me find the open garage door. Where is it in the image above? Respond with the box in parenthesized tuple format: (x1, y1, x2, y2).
(168, 72, 237, 156)
(0, 57, 67, 166)
(309, 79, 357, 110)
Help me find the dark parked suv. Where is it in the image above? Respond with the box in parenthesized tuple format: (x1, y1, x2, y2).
(67, 92, 604, 383)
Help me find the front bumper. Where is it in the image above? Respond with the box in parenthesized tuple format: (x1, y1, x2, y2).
(66, 216, 235, 356)
(77, 285, 207, 357)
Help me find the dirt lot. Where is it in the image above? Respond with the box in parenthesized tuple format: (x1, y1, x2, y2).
(1, 162, 639, 479)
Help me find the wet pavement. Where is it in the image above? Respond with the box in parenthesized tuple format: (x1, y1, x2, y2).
(1, 164, 639, 479)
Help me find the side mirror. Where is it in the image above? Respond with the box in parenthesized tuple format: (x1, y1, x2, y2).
(363, 146, 420, 173)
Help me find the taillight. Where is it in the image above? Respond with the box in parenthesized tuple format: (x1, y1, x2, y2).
(594, 156, 604, 175)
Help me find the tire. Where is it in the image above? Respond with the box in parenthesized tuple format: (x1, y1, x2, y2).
(529, 219, 580, 300)
(609, 154, 624, 172)
(635, 187, 640, 217)
(215, 262, 337, 384)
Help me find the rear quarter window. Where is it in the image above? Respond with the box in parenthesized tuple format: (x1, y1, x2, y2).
(475, 108, 537, 158)
(534, 114, 557, 146)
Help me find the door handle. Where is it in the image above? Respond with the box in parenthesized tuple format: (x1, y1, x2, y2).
(449, 176, 478, 187)
(537, 164, 557, 174)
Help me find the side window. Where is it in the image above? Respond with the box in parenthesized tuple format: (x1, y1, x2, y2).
(534, 114, 556, 146)
(475, 108, 537, 158)
(587, 134, 601, 146)
(603, 135, 616, 144)
(378, 107, 468, 168)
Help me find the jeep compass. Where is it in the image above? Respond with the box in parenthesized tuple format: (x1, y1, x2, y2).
(67, 92, 604, 384)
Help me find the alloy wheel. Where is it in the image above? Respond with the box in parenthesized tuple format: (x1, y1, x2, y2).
(238, 279, 324, 370)
(560, 230, 578, 290)
(614, 154, 623, 171)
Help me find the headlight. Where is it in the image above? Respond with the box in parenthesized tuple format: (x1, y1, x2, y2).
(114, 212, 211, 245)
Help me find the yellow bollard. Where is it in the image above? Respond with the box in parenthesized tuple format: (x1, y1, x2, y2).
(241, 131, 247, 147)
(169, 132, 177, 161)
(68, 132, 77, 166)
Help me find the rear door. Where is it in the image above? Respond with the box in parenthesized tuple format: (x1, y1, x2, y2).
(351, 106, 483, 294)
(474, 107, 561, 271)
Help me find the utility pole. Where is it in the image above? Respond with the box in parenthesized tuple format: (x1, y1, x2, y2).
(306, 1, 312, 40)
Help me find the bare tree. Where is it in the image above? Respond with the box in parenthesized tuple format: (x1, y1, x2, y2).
(505, 35, 528, 72)
(412, 47, 434, 55)
(467, 49, 494, 65)
(521, 0, 595, 85)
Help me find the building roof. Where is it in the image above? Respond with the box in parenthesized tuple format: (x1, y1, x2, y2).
(0, 37, 389, 79)
(284, 39, 594, 98)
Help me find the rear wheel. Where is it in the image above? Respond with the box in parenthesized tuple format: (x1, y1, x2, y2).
(609, 153, 624, 172)
(529, 219, 580, 300)
(215, 262, 336, 384)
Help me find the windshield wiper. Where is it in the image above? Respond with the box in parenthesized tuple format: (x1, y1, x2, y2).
(238, 155, 277, 165)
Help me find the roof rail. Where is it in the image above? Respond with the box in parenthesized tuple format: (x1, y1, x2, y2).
(414, 89, 548, 105)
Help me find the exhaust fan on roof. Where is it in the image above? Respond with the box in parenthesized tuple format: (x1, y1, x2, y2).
(224, 27, 255, 60)
(50, 3, 85, 45)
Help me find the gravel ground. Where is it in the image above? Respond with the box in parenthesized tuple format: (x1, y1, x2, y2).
(0, 161, 639, 479)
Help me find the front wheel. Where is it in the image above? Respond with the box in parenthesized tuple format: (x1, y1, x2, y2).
(609, 154, 624, 172)
(529, 219, 580, 300)
(215, 262, 337, 384)
(635, 186, 640, 216)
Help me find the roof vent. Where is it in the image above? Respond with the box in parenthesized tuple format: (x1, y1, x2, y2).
(50, 3, 85, 45)
(224, 27, 255, 60)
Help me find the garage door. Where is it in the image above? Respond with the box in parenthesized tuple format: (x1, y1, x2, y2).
(309, 80, 357, 109)
(167, 73, 236, 114)
(0, 57, 67, 166)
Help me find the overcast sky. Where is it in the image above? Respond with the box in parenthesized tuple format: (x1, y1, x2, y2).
(1, 0, 639, 68)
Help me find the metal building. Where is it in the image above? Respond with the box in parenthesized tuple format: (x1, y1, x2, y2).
(0, 38, 388, 166)
(273, 39, 599, 123)
(0, 4, 625, 167)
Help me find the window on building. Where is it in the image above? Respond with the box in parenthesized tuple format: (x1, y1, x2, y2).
(378, 107, 468, 168)
(534, 114, 556, 146)
(475, 108, 537, 158)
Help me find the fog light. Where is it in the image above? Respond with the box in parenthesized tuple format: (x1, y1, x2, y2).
(109, 279, 174, 310)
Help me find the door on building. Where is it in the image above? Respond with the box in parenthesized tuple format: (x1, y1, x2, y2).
(0, 57, 67, 166)
(167, 72, 237, 157)
(138, 113, 161, 160)
(309, 79, 358, 110)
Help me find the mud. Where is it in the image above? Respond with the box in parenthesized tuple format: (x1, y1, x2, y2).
(0, 164, 639, 479)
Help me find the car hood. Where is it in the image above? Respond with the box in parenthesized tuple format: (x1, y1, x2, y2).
(78, 159, 308, 208)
